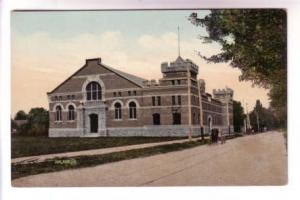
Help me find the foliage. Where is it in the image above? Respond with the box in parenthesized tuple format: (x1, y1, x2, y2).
(189, 9, 287, 127)
(13, 107, 49, 136)
(14, 110, 28, 120)
(233, 100, 245, 132)
(249, 100, 279, 132)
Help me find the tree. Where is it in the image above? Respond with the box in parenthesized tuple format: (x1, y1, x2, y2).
(189, 9, 287, 127)
(249, 100, 279, 132)
(14, 110, 28, 120)
(233, 100, 245, 132)
(13, 107, 49, 136)
(27, 107, 49, 136)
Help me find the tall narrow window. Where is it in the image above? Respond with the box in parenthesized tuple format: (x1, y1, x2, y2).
(55, 106, 62, 121)
(177, 80, 181, 85)
(152, 96, 156, 106)
(129, 102, 137, 119)
(153, 113, 161, 125)
(86, 82, 102, 101)
(171, 80, 175, 85)
(172, 96, 176, 105)
(173, 113, 181, 125)
(178, 95, 181, 105)
(128, 91, 131, 96)
(157, 96, 161, 106)
(68, 105, 75, 121)
(114, 102, 122, 119)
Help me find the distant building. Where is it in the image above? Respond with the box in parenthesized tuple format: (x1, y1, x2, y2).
(47, 56, 233, 137)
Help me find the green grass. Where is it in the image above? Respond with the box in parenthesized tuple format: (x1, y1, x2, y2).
(11, 136, 186, 158)
(12, 139, 209, 180)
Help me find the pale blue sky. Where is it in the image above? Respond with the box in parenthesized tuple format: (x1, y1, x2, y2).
(12, 10, 209, 40)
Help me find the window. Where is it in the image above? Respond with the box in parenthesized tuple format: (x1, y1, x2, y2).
(59, 96, 62, 101)
(67, 95, 71, 100)
(177, 80, 181, 85)
(129, 102, 137, 119)
(178, 95, 181, 105)
(172, 96, 176, 105)
(173, 113, 181, 125)
(68, 105, 75, 121)
(152, 96, 156, 106)
(128, 91, 131, 96)
(171, 80, 175, 85)
(157, 96, 161, 106)
(71, 95, 75, 100)
(55, 106, 62, 121)
(113, 92, 117, 97)
(114, 102, 122, 119)
(54, 96, 58, 101)
(86, 82, 102, 101)
(133, 91, 137, 96)
(118, 92, 122, 96)
(153, 113, 160, 125)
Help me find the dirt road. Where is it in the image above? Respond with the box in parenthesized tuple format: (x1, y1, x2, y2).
(12, 131, 287, 186)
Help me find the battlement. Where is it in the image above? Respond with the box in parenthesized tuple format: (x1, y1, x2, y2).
(213, 87, 234, 102)
(161, 56, 198, 74)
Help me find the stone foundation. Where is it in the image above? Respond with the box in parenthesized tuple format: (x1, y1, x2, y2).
(49, 125, 233, 138)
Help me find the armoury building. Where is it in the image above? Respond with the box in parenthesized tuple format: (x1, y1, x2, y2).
(47, 56, 233, 137)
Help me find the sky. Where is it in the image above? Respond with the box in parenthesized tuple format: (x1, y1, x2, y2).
(11, 10, 269, 116)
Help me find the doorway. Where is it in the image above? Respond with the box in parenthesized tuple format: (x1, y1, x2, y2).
(89, 114, 98, 133)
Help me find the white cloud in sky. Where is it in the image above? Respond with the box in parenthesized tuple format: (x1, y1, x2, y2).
(11, 30, 269, 115)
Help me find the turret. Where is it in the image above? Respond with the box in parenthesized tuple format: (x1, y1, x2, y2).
(213, 87, 234, 103)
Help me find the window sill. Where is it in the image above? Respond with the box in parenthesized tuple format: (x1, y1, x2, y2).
(113, 119, 123, 121)
(128, 118, 137, 121)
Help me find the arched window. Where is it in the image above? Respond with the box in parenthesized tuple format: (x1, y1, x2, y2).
(86, 82, 102, 101)
(114, 102, 122, 119)
(129, 102, 137, 119)
(55, 105, 62, 121)
(68, 105, 75, 121)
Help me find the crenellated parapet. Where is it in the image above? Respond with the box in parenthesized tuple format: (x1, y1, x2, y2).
(213, 87, 234, 103)
(161, 56, 198, 74)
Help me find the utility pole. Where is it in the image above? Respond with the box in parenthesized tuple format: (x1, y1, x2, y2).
(197, 80, 204, 141)
(256, 108, 260, 133)
(187, 66, 192, 141)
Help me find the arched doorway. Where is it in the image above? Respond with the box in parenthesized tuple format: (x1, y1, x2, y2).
(89, 114, 98, 133)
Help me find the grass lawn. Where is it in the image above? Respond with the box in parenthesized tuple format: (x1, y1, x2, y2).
(11, 136, 186, 158)
(12, 139, 209, 179)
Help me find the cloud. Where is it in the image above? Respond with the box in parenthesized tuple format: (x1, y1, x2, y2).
(11, 30, 269, 115)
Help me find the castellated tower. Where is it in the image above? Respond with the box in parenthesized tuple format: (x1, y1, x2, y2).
(213, 87, 234, 134)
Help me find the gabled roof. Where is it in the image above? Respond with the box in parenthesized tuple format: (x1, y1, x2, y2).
(48, 58, 146, 94)
(102, 63, 146, 87)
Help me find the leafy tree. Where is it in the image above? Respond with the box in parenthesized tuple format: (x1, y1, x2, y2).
(13, 107, 49, 136)
(249, 100, 279, 132)
(189, 9, 287, 127)
(14, 110, 28, 120)
(233, 100, 245, 132)
(27, 107, 49, 136)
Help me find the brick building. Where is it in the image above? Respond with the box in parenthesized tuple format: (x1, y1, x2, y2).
(47, 56, 233, 137)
